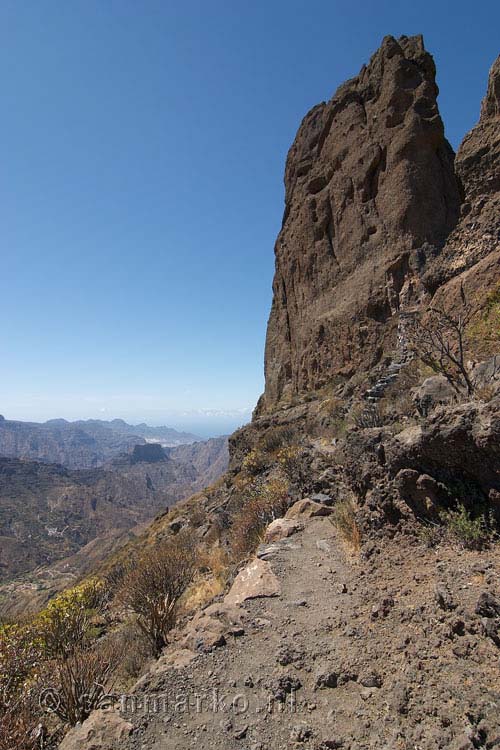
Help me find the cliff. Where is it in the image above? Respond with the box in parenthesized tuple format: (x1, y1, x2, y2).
(261, 35, 463, 411)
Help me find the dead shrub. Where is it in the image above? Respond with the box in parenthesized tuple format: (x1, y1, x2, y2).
(0, 697, 47, 750)
(118, 532, 196, 656)
(0, 624, 45, 749)
(230, 477, 290, 562)
(108, 622, 154, 686)
(408, 292, 476, 397)
(48, 639, 118, 726)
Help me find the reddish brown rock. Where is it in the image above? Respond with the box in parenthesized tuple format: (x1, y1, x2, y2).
(260, 35, 461, 411)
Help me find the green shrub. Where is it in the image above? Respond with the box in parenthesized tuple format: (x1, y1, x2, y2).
(37, 578, 105, 659)
(440, 504, 491, 549)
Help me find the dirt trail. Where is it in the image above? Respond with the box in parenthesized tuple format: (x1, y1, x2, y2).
(101, 518, 500, 750)
(107, 516, 500, 750)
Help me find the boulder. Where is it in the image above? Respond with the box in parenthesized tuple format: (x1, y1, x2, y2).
(285, 499, 334, 519)
(413, 375, 456, 416)
(59, 710, 133, 750)
(264, 518, 302, 543)
(224, 558, 281, 606)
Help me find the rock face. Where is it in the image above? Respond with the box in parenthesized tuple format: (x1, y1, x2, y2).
(427, 54, 500, 295)
(261, 35, 462, 410)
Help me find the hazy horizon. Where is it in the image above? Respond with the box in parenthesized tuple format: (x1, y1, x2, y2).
(0, 406, 251, 439)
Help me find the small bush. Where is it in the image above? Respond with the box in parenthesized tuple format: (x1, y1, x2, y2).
(242, 448, 268, 476)
(418, 522, 443, 548)
(330, 499, 361, 552)
(0, 624, 44, 750)
(37, 578, 105, 659)
(49, 640, 118, 726)
(0, 698, 45, 750)
(351, 403, 385, 429)
(468, 283, 500, 358)
(276, 445, 305, 488)
(259, 426, 296, 453)
(230, 477, 290, 562)
(118, 532, 196, 656)
(440, 504, 491, 549)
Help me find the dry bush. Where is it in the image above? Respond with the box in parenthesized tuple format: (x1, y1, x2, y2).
(259, 425, 296, 454)
(107, 622, 154, 687)
(330, 499, 361, 552)
(184, 545, 231, 612)
(48, 640, 118, 726)
(350, 402, 385, 429)
(0, 698, 46, 750)
(408, 292, 476, 397)
(276, 445, 304, 482)
(468, 283, 500, 358)
(230, 477, 290, 562)
(0, 625, 52, 750)
(118, 532, 197, 656)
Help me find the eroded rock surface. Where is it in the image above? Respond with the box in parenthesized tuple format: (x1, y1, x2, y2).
(262, 34, 462, 410)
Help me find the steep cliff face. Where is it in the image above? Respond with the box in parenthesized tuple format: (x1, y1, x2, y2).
(261, 35, 462, 411)
(426, 54, 500, 318)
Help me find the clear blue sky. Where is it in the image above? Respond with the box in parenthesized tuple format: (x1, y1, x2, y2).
(1, 1, 498, 436)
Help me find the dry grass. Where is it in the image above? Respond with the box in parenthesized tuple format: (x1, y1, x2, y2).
(230, 477, 290, 562)
(330, 498, 361, 552)
(183, 545, 230, 612)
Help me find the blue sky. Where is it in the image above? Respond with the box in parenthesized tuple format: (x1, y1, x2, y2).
(1, 1, 498, 436)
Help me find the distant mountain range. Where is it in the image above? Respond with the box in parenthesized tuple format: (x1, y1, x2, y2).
(0, 415, 201, 469)
(0, 436, 229, 616)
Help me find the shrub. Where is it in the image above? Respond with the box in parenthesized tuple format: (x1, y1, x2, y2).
(0, 698, 44, 750)
(468, 283, 500, 358)
(351, 403, 385, 429)
(276, 445, 305, 488)
(118, 532, 196, 656)
(440, 504, 491, 549)
(242, 448, 268, 476)
(330, 499, 361, 552)
(0, 624, 44, 750)
(37, 578, 105, 659)
(49, 640, 118, 726)
(418, 522, 443, 548)
(259, 426, 296, 453)
(230, 477, 290, 562)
